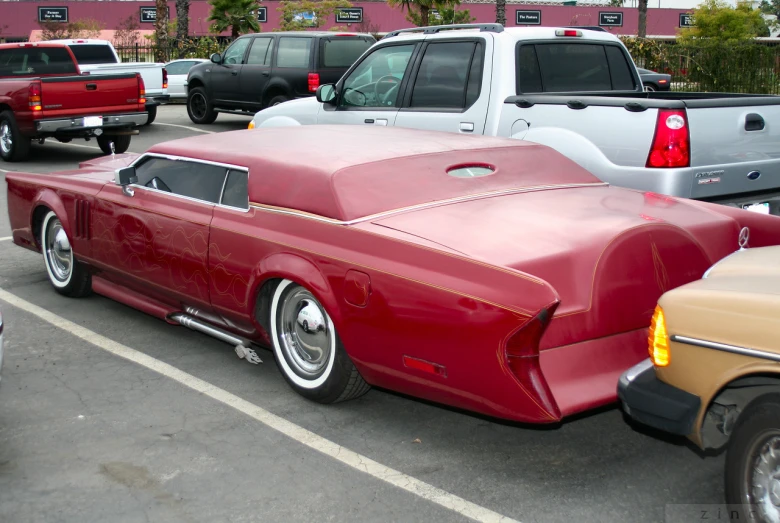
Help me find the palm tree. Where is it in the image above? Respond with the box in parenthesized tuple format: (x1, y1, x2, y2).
(208, 0, 261, 39)
(388, 0, 435, 27)
(154, 0, 169, 62)
(176, 0, 190, 55)
(496, 0, 506, 26)
(638, 0, 647, 37)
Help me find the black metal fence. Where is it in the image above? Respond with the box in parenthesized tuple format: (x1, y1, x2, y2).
(113, 39, 230, 63)
(623, 38, 780, 95)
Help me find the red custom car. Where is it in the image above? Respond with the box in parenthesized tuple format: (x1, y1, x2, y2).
(6, 126, 780, 423)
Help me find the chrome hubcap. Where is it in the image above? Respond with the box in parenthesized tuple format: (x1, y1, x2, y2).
(279, 288, 331, 378)
(749, 434, 780, 522)
(0, 122, 12, 155)
(191, 93, 206, 119)
(45, 219, 72, 282)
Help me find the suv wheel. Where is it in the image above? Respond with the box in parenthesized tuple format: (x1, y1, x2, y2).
(268, 94, 289, 107)
(187, 87, 218, 124)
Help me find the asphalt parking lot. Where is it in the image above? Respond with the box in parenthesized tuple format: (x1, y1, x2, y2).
(0, 105, 726, 523)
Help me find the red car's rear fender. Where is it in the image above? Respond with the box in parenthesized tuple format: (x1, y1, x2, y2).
(30, 188, 71, 248)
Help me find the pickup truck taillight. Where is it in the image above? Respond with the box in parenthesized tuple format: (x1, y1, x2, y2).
(504, 302, 560, 420)
(28, 83, 42, 112)
(162, 68, 168, 89)
(308, 73, 320, 93)
(138, 74, 146, 105)
(646, 109, 690, 168)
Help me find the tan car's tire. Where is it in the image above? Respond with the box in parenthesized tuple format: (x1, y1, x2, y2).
(41, 211, 92, 298)
(269, 279, 369, 404)
(725, 393, 780, 522)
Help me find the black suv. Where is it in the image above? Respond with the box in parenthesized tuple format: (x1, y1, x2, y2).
(186, 31, 375, 124)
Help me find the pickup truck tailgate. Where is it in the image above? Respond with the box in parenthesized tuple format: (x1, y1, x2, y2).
(40, 73, 141, 118)
(687, 100, 780, 199)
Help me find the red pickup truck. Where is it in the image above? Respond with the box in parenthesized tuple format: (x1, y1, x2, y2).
(0, 42, 147, 162)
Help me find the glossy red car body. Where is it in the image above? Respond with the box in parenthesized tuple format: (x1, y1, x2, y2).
(7, 126, 780, 423)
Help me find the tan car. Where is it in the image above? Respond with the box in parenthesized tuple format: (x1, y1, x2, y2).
(619, 233, 780, 522)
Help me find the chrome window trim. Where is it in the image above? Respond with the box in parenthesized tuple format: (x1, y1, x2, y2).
(219, 169, 251, 212)
(128, 153, 250, 211)
(671, 335, 780, 363)
(250, 182, 609, 225)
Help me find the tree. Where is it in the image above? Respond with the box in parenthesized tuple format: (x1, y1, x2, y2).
(39, 19, 103, 40)
(277, 0, 352, 31)
(208, 0, 261, 38)
(759, 0, 779, 17)
(154, 0, 170, 62)
(495, 0, 506, 26)
(638, 0, 647, 37)
(680, 0, 770, 41)
(406, 3, 474, 26)
(388, 0, 460, 26)
(176, 0, 191, 55)
(113, 15, 141, 48)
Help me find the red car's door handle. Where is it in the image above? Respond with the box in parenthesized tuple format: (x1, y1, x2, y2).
(86, 83, 97, 90)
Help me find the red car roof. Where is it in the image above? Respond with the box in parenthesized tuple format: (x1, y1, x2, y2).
(149, 126, 601, 221)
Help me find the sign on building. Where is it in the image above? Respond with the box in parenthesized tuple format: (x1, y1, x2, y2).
(515, 10, 542, 25)
(679, 13, 693, 28)
(38, 6, 68, 23)
(140, 6, 170, 24)
(336, 8, 363, 24)
(598, 11, 623, 27)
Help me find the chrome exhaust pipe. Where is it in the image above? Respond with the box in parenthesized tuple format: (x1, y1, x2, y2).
(169, 313, 262, 364)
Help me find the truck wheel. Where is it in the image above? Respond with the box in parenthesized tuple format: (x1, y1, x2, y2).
(725, 394, 780, 522)
(269, 279, 370, 404)
(144, 105, 157, 126)
(187, 87, 217, 124)
(41, 210, 92, 297)
(267, 94, 289, 107)
(97, 135, 131, 155)
(0, 110, 31, 162)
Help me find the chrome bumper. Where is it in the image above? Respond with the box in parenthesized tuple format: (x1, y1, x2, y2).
(35, 113, 148, 133)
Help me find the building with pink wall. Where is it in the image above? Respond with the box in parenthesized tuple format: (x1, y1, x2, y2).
(0, 0, 693, 41)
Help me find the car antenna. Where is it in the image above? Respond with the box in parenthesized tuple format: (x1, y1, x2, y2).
(110, 141, 115, 157)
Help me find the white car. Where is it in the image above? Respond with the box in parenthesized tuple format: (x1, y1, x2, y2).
(164, 59, 209, 100)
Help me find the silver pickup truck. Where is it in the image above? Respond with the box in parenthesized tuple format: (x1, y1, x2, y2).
(249, 24, 780, 215)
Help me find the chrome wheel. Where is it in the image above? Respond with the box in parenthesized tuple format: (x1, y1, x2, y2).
(45, 217, 72, 283)
(278, 288, 332, 379)
(190, 92, 207, 120)
(748, 433, 780, 523)
(0, 121, 12, 155)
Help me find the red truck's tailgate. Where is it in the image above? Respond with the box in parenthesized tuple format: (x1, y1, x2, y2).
(40, 73, 141, 119)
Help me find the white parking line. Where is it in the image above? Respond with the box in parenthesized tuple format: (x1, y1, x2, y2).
(0, 287, 519, 523)
(0, 237, 12, 242)
(56, 142, 100, 150)
(0, 167, 11, 173)
(155, 122, 215, 134)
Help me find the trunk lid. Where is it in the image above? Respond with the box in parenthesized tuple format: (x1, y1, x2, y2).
(364, 185, 743, 347)
(40, 73, 141, 118)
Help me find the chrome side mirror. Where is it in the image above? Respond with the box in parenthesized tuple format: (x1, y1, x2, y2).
(115, 166, 137, 197)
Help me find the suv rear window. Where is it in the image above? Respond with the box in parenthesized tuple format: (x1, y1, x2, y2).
(516, 43, 636, 93)
(0, 47, 77, 76)
(67, 44, 118, 65)
(319, 38, 373, 68)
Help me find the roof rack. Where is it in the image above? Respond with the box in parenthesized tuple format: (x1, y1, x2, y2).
(383, 23, 504, 39)
(563, 26, 608, 32)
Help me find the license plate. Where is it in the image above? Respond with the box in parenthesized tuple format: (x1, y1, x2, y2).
(83, 116, 103, 128)
(743, 202, 770, 214)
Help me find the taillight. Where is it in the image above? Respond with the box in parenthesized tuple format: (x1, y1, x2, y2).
(555, 29, 582, 37)
(308, 72, 320, 93)
(646, 109, 690, 168)
(28, 82, 42, 112)
(504, 302, 560, 421)
(138, 74, 146, 105)
(162, 67, 168, 89)
(648, 305, 670, 367)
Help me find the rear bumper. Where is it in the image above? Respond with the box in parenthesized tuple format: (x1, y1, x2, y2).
(618, 359, 701, 436)
(146, 94, 170, 106)
(35, 113, 147, 134)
